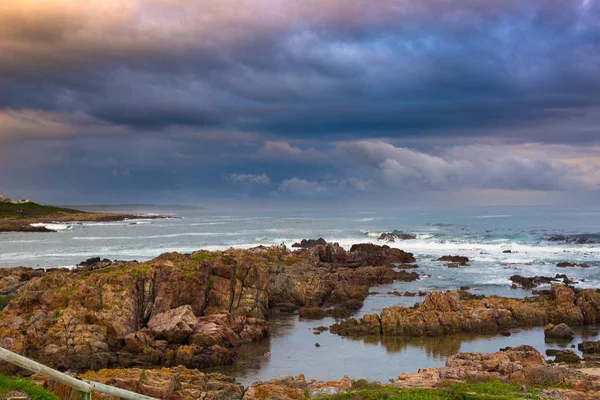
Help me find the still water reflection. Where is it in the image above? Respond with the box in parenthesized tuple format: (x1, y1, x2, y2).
(211, 288, 600, 387)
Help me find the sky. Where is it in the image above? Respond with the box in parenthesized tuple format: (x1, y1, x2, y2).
(1, 0, 600, 207)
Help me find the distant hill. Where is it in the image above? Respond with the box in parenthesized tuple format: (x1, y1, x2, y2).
(0, 198, 166, 233)
(0, 201, 80, 220)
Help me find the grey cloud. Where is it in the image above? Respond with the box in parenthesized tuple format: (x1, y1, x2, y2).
(228, 173, 271, 185)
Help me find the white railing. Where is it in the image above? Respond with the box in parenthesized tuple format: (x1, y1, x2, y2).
(0, 347, 158, 400)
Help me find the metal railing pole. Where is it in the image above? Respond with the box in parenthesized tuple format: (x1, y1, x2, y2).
(0, 347, 158, 400)
(86, 381, 157, 400)
(0, 347, 91, 393)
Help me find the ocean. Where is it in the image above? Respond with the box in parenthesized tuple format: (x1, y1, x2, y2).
(2, 204, 600, 384)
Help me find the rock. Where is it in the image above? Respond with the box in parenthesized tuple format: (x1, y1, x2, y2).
(291, 238, 327, 248)
(548, 235, 600, 245)
(346, 244, 416, 267)
(578, 341, 600, 354)
(546, 349, 561, 356)
(557, 262, 589, 268)
(147, 305, 198, 344)
(0, 246, 419, 372)
(330, 284, 600, 339)
(243, 375, 352, 400)
(299, 307, 326, 319)
(501, 331, 511, 337)
(395, 345, 547, 388)
(315, 343, 321, 348)
(377, 232, 416, 242)
(510, 274, 574, 289)
(42, 367, 244, 400)
(554, 350, 581, 364)
(2, 391, 29, 400)
(545, 323, 575, 340)
(459, 286, 470, 291)
(503, 250, 512, 253)
(437, 255, 469, 265)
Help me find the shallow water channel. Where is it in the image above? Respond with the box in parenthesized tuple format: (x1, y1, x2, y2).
(211, 283, 600, 387)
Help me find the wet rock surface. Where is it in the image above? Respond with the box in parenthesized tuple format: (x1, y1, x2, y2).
(377, 232, 416, 242)
(437, 255, 469, 266)
(291, 238, 327, 249)
(557, 262, 590, 268)
(330, 285, 600, 338)
(510, 274, 574, 289)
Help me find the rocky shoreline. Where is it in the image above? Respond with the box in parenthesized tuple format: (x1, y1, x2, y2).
(0, 212, 167, 233)
(1, 242, 600, 399)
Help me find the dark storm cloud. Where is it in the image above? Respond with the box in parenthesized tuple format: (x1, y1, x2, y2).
(2, 0, 600, 203)
(1, 0, 600, 143)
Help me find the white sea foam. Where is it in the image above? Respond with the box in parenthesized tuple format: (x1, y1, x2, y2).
(416, 234, 434, 240)
(474, 215, 513, 219)
(30, 223, 72, 231)
(72, 231, 253, 240)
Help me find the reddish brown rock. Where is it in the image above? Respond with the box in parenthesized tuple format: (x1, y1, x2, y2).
(395, 345, 599, 393)
(38, 367, 244, 400)
(0, 244, 415, 372)
(243, 374, 353, 400)
(331, 285, 600, 338)
(147, 305, 198, 344)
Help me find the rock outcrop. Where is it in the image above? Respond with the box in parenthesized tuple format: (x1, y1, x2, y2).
(578, 341, 600, 354)
(545, 323, 575, 340)
(557, 262, 590, 268)
(291, 238, 327, 249)
(0, 244, 418, 372)
(330, 285, 600, 338)
(38, 367, 244, 400)
(243, 375, 352, 400)
(437, 255, 469, 266)
(510, 274, 574, 289)
(377, 232, 416, 242)
(395, 345, 600, 396)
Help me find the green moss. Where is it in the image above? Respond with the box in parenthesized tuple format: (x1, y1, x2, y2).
(313, 380, 544, 400)
(191, 252, 219, 262)
(0, 295, 14, 311)
(265, 253, 275, 261)
(0, 374, 59, 400)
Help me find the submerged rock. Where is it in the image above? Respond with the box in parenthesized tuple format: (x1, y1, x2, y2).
(437, 255, 469, 266)
(557, 262, 590, 268)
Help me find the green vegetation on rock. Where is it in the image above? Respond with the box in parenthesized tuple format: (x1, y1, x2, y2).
(0, 374, 59, 400)
(0, 202, 79, 220)
(0, 295, 14, 311)
(314, 380, 542, 400)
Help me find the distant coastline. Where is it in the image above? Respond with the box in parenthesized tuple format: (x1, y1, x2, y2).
(0, 197, 167, 233)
